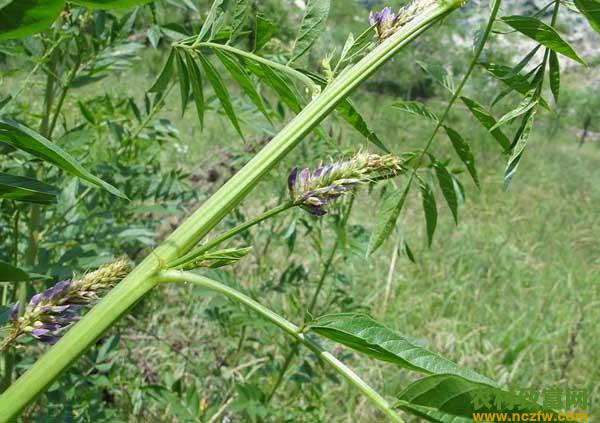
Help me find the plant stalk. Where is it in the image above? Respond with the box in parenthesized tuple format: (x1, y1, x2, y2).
(155, 271, 405, 423)
(0, 2, 463, 418)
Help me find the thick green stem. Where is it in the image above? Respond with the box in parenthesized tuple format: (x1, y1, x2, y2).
(155, 271, 404, 423)
(168, 201, 293, 268)
(0, 2, 463, 419)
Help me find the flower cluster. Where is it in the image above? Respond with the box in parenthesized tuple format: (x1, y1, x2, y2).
(288, 152, 404, 216)
(5, 258, 130, 346)
(369, 0, 438, 39)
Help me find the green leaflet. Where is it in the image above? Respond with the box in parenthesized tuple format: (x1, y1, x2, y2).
(367, 183, 411, 256)
(396, 374, 550, 423)
(228, 0, 251, 43)
(575, 0, 600, 34)
(0, 0, 63, 41)
(549, 50, 560, 103)
(254, 15, 276, 52)
(434, 162, 458, 224)
(490, 90, 538, 131)
(197, 0, 224, 42)
(417, 61, 455, 94)
(501, 16, 586, 64)
(183, 51, 205, 129)
(0, 260, 30, 281)
(290, 0, 331, 63)
(71, 0, 153, 9)
(243, 59, 302, 113)
(214, 49, 272, 124)
(420, 180, 437, 246)
(197, 53, 244, 139)
(0, 172, 59, 204)
(444, 126, 479, 187)
(0, 118, 126, 199)
(392, 100, 438, 121)
(149, 49, 175, 93)
(460, 96, 511, 152)
(309, 314, 494, 385)
(175, 50, 190, 117)
(504, 108, 537, 188)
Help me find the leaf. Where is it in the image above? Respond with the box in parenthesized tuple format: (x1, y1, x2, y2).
(254, 15, 276, 52)
(175, 50, 190, 116)
(490, 90, 538, 131)
(244, 60, 302, 113)
(549, 50, 560, 103)
(501, 16, 585, 64)
(504, 109, 537, 188)
(214, 49, 271, 123)
(183, 52, 205, 129)
(309, 314, 493, 384)
(367, 183, 411, 256)
(197, 53, 244, 139)
(460, 96, 511, 152)
(443, 126, 478, 187)
(149, 49, 175, 93)
(392, 101, 438, 121)
(434, 162, 458, 224)
(0, 172, 59, 204)
(0, 119, 126, 199)
(396, 374, 550, 423)
(575, 0, 600, 34)
(336, 98, 389, 152)
(0, 260, 29, 281)
(0, 0, 63, 41)
(198, 0, 224, 42)
(420, 181, 437, 247)
(71, 0, 153, 9)
(181, 247, 252, 270)
(229, 0, 251, 42)
(290, 0, 331, 63)
(78, 101, 97, 125)
(417, 61, 455, 93)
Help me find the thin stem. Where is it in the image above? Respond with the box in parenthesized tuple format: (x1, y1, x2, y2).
(0, 3, 462, 418)
(167, 201, 294, 268)
(48, 56, 82, 138)
(179, 41, 321, 96)
(154, 271, 404, 423)
(130, 83, 176, 140)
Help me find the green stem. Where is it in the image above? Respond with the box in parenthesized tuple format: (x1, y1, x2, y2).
(0, 3, 462, 418)
(154, 271, 404, 423)
(168, 201, 294, 268)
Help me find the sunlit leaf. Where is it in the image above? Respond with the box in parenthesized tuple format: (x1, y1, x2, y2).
(444, 126, 478, 187)
(309, 314, 493, 384)
(0, 0, 63, 41)
(575, 0, 600, 34)
(549, 50, 560, 103)
(396, 374, 549, 423)
(214, 49, 271, 123)
(392, 101, 438, 121)
(367, 183, 411, 256)
(501, 16, 585, 64)
(290, 0, 331, 63)
(460, 96, 511, 152)
(0, 172, 59, 204)
(504, 109, 537, 188)
(0, 119, 126, 199)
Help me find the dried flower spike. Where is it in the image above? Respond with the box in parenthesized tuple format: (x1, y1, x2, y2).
(369, 0, 438, 39)
(0, 258, 130, 350)
(288, 152, 404, 216)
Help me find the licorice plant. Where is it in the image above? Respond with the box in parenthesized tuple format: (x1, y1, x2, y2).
(0, 0, 595, 420)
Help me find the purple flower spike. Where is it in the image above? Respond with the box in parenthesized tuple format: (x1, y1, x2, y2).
(299, 168, 310, 189)
(368, 6, 399, 38)
(31, 328, 51, 339)
(288, 167, 298, 194)
(10, 303, 19, 320)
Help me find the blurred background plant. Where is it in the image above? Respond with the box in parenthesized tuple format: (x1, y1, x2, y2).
(0, 0, 599, 421)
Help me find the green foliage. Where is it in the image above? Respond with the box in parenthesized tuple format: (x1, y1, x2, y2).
(0, 0, 63, 41)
